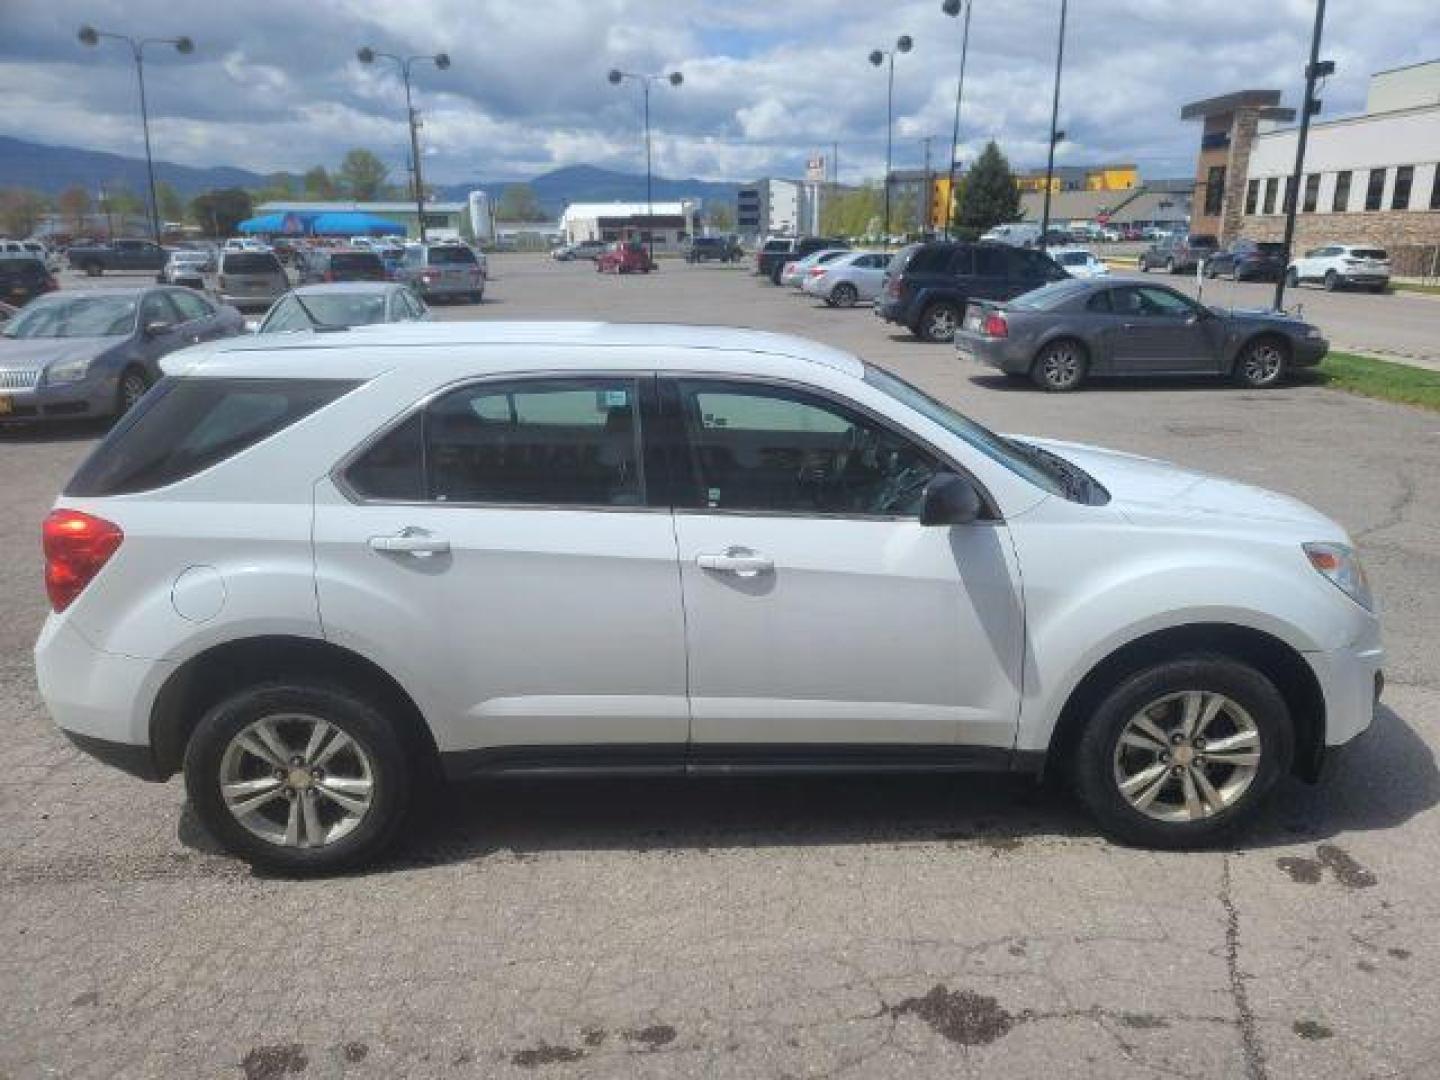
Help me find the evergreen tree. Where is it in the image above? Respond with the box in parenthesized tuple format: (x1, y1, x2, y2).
(956, 141, 1021, 234)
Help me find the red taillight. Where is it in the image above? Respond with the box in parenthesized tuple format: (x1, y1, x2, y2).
(324, 270, 335, 282)
(42, 510, 123, 612)
(983, 311, 1009, 338)
(808, 266, 826, 276)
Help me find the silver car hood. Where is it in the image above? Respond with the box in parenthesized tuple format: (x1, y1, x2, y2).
(0, 337, 118, 372)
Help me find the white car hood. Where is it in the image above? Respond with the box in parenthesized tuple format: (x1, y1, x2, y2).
(1020, 437, 1339, 531)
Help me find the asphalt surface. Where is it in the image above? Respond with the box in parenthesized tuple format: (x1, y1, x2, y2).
(2, 256, 1438, 1079)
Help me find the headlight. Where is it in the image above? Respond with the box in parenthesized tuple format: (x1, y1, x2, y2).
(1304, 542, 1374, 611)
(1304, 326, 1324, 339)
(45, 355, 93, 384)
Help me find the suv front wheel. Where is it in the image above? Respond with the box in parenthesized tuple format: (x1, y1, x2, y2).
(184, 682, 412, 873)
(1072, 656, 1292, 849)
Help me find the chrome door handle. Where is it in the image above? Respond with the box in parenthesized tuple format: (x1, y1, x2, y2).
(368, 529, 450, 556)
(697, 550, 774, 577)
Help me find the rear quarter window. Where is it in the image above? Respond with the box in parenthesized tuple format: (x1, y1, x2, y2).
(65, 377, 359, 496)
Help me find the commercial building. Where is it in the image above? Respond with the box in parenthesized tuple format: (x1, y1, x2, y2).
(1182, 61, 1440, 269)
(1019, 180, 1191, 234)
(1016, 163, 1139, 194)
(559, 201, 699, 251)
(254, 199, 474, 241)
(736, 179, 811, 238)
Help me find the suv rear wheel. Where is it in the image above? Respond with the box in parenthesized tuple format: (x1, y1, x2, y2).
(1071, 656, 1292, 848)
(184, 682, 412, 873)
(918, 301, 960, 343)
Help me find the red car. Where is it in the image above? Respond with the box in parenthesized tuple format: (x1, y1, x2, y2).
(595, 241, 655, 274)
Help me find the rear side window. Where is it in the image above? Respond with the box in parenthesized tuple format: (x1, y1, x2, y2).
(223, 253, 283, 274)
(904, 245, 955, 274)
(1352, 248, 1387, 260)
(66, 378, 358, 496)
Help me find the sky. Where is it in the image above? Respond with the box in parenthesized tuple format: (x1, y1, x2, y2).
(1, 0, 1435, 187)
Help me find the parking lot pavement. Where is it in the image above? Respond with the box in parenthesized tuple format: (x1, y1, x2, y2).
(4, 254, 1439, 1079)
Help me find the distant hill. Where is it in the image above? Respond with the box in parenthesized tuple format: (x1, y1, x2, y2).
(0, 137, 745, 212)
(0, 136, 271, 197)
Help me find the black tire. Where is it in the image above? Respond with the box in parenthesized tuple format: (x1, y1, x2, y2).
(1071, 655, 1293, 849)
(84, 262, 103, 277)
(184, 682, 412, 873)
(1285, 268, 1299, 288)
(469, 291, 484, 304)
(1323, 269, 1339, 292)
(1204, 262, 1219, 279)
(115, 366, 150, 416)
(1031, 338, 1088, 392)
(1165, 257, 1177, 274)
(918, 300, 961, 343)
(769, 264, 783, 285)
(830, 282, 859, 307)
(1232, 335, 1289, 388)
(1138, 257, 1150, 273)
(1369, 283, 1387, 294)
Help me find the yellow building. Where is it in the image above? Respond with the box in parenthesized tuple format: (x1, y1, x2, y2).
(1017, 164, 1138, 193)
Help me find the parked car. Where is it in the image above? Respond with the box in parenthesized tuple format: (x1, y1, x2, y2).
(0, 287, 242, 420)
(876, 240, 1069, 342)
(567, 239, 610, 261)
(396, 243, 486, 303)
(952, 278, 1327, 392)
(980, 222, 1042, 248)
(66, 238, 171, 276)
(595, 241, 655, 274)
(757, 237, 849, 284)
(1138, 234, 1218, 274)
(0, 253, 59, 307)
(212, 250, 290, 312)
(224, 238, 271, 253)
(685, 236, 742, 263)
(297, 249, 389, 285)
(256, 283, 430, 334)
(158, 251, 212, 289)
(779, 248, 850, 287)
(0, 239, 64, 273)
(1286, 245, 1391, 293)
(0, 300, 17, 324)
(35, 321, 1381, 870)
(1049, 248, 1110, 279)
(800, 251, 893, 307)
(1204, 240, 1288, 283)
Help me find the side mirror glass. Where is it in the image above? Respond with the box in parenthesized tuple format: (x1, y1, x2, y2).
(144, 320, 172, 336)
(920, 472, 983, 526)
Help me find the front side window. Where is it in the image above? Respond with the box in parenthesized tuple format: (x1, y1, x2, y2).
(673, 380, 940, 517)
(139, 292, 181, 329)
(426, 378, 643, 506)
(1114, 287, 1196, 318)
(169, 290, 213, 322)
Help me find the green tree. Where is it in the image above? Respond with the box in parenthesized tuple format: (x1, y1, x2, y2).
(955, 141, 1021, 234)
(0, 188, 48, 237)
(154, 181, 185, 225)
(496, 183, 543, 222)
(338, 149, 390, 200)
(56, 186, 91, 234)
(819, 185, 881, 238)
(302, 166, 337, 199)
(189, 188, 254, 238)
(707, 202, 736, 232)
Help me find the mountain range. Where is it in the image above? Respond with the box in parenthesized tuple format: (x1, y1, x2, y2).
(0, 136, 742, 213)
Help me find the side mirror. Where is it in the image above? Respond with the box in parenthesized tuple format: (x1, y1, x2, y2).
(920, 472, 983, 526)
(143, 320, 172, 336)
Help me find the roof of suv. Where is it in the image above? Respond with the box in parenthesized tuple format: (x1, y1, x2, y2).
(162, 321, 866, 380)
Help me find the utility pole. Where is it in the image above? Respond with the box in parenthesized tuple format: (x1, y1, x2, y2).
(921, 136, 933, 237)
(869, 35, 913, 249)
(1039, 0, 1068, 251)
(1274, 0, 1330, 311)
(942, 0, 973, 240)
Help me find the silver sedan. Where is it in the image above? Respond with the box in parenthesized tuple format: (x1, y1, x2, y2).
(800, 251, 893, 307)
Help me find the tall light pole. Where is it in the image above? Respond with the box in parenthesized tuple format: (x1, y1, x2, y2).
(1039, 0, 1068, 251)
(78, 25, 194, 244)
(941, 0, 973, 240)
(357, 47, 451, 242)
(608, 68, 683, 263)
(869, 35, 913, 248)
(1274, 0, 1330, 311)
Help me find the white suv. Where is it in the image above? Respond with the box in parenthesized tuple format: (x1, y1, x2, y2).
(35, 323, 1382, 871)
(1286, 244, 1391, 293)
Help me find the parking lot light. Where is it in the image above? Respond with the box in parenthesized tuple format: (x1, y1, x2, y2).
(941, 0, 973, 240)
(357, 47, 452, 243)
(607, 68, 684, 264)
(1039, 0, 1068, 252)
(77, 25, 195, 244)
(869, 35, 913, 248)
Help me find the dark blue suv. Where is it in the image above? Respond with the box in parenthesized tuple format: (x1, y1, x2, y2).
(876, 241, 1067, 342)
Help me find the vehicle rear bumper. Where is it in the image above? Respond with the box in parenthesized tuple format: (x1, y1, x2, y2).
(1340, 273, 1390, 286)
(953, 330, 1025, 372)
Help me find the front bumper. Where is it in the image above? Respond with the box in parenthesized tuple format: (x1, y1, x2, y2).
(1292, 337, 1329, 368)
(1306, 626, 1384, 750)
(0, 370, 117, 421)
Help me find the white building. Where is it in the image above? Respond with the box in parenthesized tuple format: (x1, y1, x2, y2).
(559, 201, 699, 252)
(736, 179, 814, 239)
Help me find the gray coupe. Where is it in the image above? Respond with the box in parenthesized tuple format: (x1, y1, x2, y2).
(952, 278, 1328, 392)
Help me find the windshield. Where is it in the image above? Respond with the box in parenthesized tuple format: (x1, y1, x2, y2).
(2, 295, 136, 339)
(863, 364, 1065, 498)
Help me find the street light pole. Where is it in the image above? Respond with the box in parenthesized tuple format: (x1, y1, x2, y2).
(1039, 0, 1068, 252)
(608, 68, 684, 264)
(357, 47, 451, 242)
(869, 35, 913, 249)
(942, 0, 972, 240)
(78, 25, 194, 244)
(1274, 0, 1330, 312)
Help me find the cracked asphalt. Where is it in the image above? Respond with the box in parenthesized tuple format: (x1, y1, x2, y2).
(3, 255, 1439, 1078)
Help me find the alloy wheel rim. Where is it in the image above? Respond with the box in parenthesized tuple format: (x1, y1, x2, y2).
(1044, 349, 1079, 386)
(1244, 346, 1283, 384)
(121, 376, 147, 410)
(835, 285, 856, 305)
(1112, 690, 1261, 822)
(929, 308, 957, 338)
(219, 713, 375, 849)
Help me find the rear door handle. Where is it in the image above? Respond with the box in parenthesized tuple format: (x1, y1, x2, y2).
(697, 549, 774, 577)
(369, 529, 450, 556)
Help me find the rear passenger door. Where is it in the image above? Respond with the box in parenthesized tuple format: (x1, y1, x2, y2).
(312, 375, 691, 762)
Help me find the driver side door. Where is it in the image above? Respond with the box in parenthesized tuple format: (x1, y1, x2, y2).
(664, 376, 1025, 757)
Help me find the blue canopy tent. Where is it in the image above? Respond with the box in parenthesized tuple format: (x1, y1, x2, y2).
(309, 212, 406, 237)
(235, 213, 288, 234)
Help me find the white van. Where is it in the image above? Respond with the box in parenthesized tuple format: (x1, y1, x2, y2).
(979, 222, 1041, 247)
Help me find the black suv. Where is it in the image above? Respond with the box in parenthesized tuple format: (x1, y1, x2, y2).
(1138, 233, 1218, 274)
(875, 241, 1067, 342)
(756, 236, 849, 284)
(686, 236, 742, 263)
(1203, 239, 1287, 282)
(0, 255, 57, 308)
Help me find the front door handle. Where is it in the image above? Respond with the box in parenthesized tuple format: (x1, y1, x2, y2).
(697, 549, 774, 577)
(369, 529, 450, 557)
